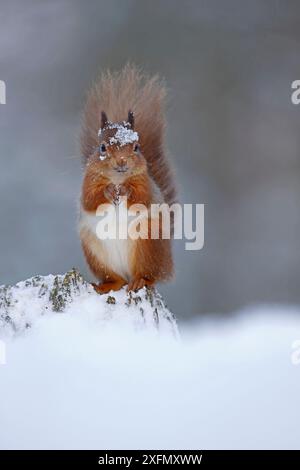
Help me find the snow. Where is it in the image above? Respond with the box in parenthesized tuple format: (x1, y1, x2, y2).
(1, 277, 300, 449)
(0, 271, 178, 339)
(98, 122, 139, 147)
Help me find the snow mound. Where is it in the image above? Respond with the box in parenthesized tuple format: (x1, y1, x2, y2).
(1, 272, 300, 449)
(0, 269, 178, 339)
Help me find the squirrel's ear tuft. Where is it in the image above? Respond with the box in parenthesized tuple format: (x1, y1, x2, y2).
(127, 110, 134, 129)
(101, 111, 108, 129)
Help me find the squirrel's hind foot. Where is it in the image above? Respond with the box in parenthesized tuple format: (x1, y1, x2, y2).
(127, 278, 154, 293)
(92, 279, 126, 294)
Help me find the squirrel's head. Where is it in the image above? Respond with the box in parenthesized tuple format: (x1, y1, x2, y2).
(89, 110, 147, 182)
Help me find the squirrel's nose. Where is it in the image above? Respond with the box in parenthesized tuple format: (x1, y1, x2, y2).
(118, 158, 126, 166)
(115, 158, 128, 172)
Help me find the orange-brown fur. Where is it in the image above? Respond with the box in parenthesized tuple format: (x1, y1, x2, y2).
(79, 65, 176, 292)
(81, 64, 177, 207)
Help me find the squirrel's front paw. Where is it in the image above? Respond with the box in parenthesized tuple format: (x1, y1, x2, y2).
(104, 183, 116, 204)
(104, 183, 128, 205)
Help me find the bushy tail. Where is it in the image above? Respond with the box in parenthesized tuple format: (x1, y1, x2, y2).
(80, 64, 176, 206)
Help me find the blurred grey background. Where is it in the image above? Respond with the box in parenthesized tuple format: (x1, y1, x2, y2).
(0, 0, 299, 318)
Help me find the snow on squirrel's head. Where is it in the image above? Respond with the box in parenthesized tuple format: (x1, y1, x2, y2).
(87, 110, 147, 182)
(98, 111, 139, 149)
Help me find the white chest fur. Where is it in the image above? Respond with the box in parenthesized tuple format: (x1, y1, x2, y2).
(79, 204, 134, 281)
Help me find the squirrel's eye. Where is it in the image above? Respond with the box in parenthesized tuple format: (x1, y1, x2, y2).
(133, 143, 140, 153)
(100, 143, 107, 154)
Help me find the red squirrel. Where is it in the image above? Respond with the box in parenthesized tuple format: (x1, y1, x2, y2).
(79, 65, 177, 293)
